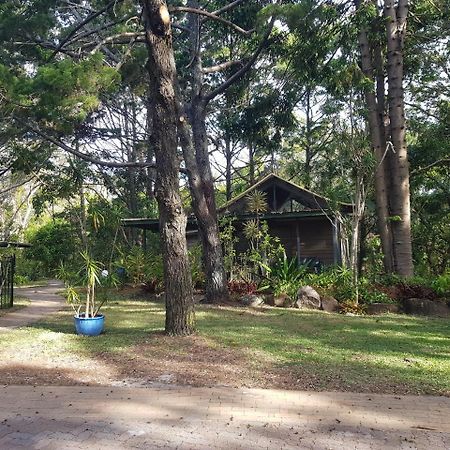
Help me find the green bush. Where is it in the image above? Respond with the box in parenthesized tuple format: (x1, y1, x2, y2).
(432, 271, 450, 296)
(13, 274, 30, 286)
(306, 267, 393, 305)
(25, 220, 78, 276)
(120, 247, 164, 290)
(260, 257, 309, 298)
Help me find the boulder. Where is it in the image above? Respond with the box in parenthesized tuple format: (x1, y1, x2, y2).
(320, 295, 340, 313)
(403, 298, 449, 317)
(263, 293, 275, 306)
(274, 293, 293, 308)
(240, 294, 264, 307)
(366, 303, 400, 315)
(296, 286, 321, 310)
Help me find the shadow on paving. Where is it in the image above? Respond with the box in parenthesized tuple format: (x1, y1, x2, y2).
(1, 385, 450, 449)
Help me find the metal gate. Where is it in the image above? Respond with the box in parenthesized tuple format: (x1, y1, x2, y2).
(0, 255, 15, 309)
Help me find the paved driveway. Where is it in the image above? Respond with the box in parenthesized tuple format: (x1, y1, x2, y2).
(1, 282, 449, 449)
(0, 384, 449, 449)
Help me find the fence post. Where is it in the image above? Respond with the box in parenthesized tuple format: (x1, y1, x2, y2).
(10, 254, 15, 307)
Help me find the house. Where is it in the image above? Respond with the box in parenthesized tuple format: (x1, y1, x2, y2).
(122, 174, 353, 266)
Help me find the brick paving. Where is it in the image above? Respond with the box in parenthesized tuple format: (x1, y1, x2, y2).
(1, 282, 449, 448)
(0, 281, 65, 331)
(0, 385, 449, 449)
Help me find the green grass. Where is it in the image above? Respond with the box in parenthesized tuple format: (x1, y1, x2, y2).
(0, 293, 449, 395)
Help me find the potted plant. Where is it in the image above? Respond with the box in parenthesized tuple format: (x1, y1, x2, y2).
(58, 252, 106, 336)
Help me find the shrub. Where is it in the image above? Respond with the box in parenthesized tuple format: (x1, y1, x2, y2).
(25, 220, 78, 276)
(260, 257, 309, 298)
(432, 271, 450, 296)
(14, 274, 30, 286)
(307, 266, 354, 302)
(120, 247, 164, 291)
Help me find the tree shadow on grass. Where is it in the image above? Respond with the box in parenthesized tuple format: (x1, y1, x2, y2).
(195, 307, 450, 395)
(14, 302, 450, 395)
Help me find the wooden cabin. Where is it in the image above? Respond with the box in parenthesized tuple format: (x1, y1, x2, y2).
(122, 174, 353, 266)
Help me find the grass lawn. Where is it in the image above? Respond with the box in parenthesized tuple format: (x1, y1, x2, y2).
(0, 292, 449, 395)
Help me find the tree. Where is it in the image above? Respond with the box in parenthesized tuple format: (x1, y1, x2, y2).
(0, 0, 195, 335)
(174, 0, 276, 303)
(354, 0, 413, 276)
(140, 0, 195, 335)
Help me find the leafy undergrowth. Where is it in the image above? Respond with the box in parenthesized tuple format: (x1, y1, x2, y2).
(0, 293, 449, 396)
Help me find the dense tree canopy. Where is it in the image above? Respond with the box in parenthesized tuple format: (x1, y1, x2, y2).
(1, 0, 448, 333)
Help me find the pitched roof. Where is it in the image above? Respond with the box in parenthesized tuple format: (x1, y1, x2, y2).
(0, 241, 31, 248)
(218, 173, 353, 214)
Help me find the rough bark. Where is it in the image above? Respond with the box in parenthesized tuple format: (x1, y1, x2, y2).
(124, 101, 139, 245)
(384, 0, 413, 276)
(141, 0, 195, 335)
(225, 135, 233, 201)
(181, 0, 229, 303)
(356, 5, 394, 272)
(178, 105, 229, 304)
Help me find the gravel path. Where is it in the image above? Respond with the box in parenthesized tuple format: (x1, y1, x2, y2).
(0, 281, 65, 331)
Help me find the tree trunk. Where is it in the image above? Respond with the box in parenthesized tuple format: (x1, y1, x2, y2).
(180, 0, 229, 303)
(178, 105, 229, 304)
(225, 135, 233, 201)
(384, 0, 413, 277)
(141, 0, 195, 335)
(356, 7, 394, 272)
(248, 141, 256, 185)
(304, 88, 313, 189)
(124, 101, 139, 245)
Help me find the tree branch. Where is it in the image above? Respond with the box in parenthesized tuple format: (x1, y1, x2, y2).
(204, 16, 275, 103)
(169, 6, 253, 36)
(85, 32, 145, 52)
(209, 0, 248, 17)
(16, 119, 173, 171)
(48, 0, 123, 60)
(202, 59, 244, 74)
(411, 158, 450, 176)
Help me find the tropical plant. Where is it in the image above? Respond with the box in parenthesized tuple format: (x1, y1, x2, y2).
(58, 252, 105, 318)
(246, 190, 268, 215)
(260, 257, 309, 297)
(219, 216, 239, 278)
(123, 247, 149, 285)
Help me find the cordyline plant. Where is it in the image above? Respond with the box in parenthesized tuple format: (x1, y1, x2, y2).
(57, 251, 105, 318)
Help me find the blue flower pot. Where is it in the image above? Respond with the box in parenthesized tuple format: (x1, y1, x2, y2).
(74, 314, 105, 336)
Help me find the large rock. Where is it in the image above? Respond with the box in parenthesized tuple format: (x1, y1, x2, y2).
(320, 295, 340, 313)
(403, 298, 449, 317)
(296, 286, 321, 310)
(274, 293, 293, 308)
(240, 294, 264, 307)
(366, 303, 400, 315)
